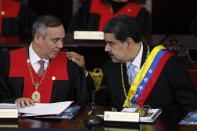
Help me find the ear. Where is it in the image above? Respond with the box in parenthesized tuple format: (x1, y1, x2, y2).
(34, 33, 41, 43)
(126, 38, 135, 49)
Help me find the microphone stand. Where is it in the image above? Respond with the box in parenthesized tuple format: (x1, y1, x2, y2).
(85, 89, 103, 127)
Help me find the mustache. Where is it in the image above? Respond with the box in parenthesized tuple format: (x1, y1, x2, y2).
(107, 52, 113, 56)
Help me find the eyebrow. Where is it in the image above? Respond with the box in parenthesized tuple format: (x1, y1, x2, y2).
(105, 40, 117, 45)
(50, 37, 65, 41)
(105, 40, 114, 43)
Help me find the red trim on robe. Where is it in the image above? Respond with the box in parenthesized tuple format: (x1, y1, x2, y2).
(90, 0, 142, 31)
(136, 52, 174, 107)
(9, 47, 69, 103)
(0, 0, 20, 43)
(0, 35, 20, 44)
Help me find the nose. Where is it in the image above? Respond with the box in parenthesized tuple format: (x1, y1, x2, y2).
(105, 43, 110, 52)
(57, 39, 63, 49)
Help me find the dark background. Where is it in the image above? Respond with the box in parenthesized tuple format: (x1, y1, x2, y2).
(28, 0, 72, 30)
(152, 0, 197, 35)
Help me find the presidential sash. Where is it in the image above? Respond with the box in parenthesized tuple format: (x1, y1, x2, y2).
(123, 45, 174, 107)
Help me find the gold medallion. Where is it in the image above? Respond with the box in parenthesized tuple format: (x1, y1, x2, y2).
(31, 91, 41, 102)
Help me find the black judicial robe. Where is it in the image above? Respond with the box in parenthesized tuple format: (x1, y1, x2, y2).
(0, 0, 37, 43)
(0, 48, 93, 105)
(68, 0, 150, 34)
(95, 44, 197, 111)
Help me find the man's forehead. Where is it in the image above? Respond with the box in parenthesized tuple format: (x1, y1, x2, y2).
(104, 33, 116, 40)
(45, 26, 65, 38)
(46, 26, 64, 32)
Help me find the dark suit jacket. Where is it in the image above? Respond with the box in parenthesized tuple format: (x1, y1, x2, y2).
(95, 44, 197, 111)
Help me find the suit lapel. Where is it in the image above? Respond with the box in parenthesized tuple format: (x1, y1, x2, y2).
(107, 62, 126, 109)
(141, 42, 148, 67)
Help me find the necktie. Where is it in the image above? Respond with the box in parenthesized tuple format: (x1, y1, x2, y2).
(37, 60, 45, 77)
(128, 63, 136, 85)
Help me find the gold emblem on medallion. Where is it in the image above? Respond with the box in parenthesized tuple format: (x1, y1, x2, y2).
(31, 91, 41, 102)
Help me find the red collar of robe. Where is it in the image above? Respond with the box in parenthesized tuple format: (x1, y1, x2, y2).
(0, 0, 20, 34)
(9, 47, 69, 103)
(90, 0, 143, 31)
(0, 0, 21, 43)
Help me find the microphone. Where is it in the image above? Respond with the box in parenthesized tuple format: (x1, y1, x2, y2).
(85, 88, 104, 127)
(90, 89, 96, 115)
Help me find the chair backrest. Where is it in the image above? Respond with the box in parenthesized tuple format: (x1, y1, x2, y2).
(187, 69, 197, 90)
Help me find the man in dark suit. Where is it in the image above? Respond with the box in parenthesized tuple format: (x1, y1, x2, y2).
(68, 15, 197, 111)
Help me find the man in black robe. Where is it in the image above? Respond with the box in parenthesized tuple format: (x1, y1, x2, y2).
(0, 0, 37, 44)
(68, 0, 150, 35)
(0, 15, 93, 107)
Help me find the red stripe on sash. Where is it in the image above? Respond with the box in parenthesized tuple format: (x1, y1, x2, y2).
(136, 52, 174, 107)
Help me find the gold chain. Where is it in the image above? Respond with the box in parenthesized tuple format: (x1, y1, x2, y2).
(120, 63, 127, 98)
(27, 59, 47, 90)
(120, 45, 150, 99)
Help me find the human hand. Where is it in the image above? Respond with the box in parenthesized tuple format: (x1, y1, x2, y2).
(15, 98, 35, 107)
(66, 51, 86, 69)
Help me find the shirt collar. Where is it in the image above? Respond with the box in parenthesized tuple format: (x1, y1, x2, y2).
(29, 43, 49, 64)
(126, 42, 143, 70)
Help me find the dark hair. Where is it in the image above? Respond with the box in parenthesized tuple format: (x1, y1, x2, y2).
(103, 15, 142, 43)
(32, 15, 63, 37)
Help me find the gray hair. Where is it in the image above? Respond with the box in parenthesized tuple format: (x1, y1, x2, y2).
(32, 15, 63, 37)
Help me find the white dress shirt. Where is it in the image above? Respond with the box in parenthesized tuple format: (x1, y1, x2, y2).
(29, 44, 49, 73)
(126, 42, 143, 83)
